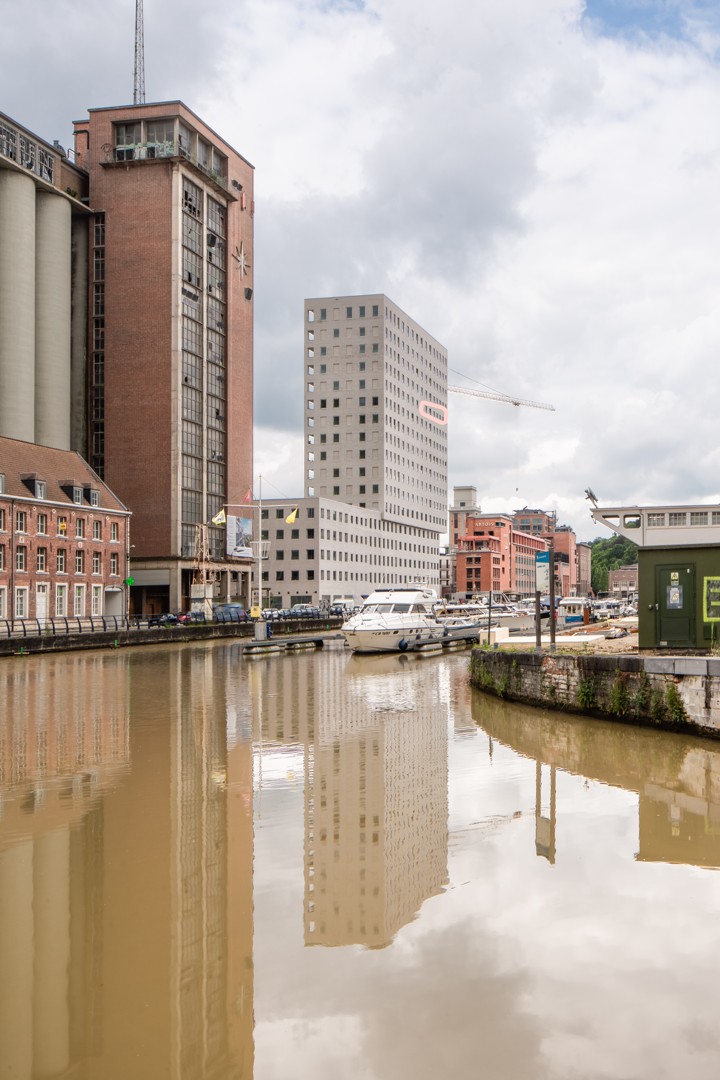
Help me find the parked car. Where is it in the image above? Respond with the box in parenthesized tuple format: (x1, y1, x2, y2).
(177, 610, 207, 624)
(147, 613, 179, 627)
(329, 604, 348, 617)
(213, 604, 249, 623)
(290, 604, 320, 619)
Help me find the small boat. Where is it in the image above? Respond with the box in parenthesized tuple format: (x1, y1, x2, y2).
(341, 585, 480, 654)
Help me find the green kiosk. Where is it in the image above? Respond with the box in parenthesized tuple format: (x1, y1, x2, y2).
(589, 501, 720, 651)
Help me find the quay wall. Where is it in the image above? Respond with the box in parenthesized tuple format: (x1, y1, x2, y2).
(469, 649, 720, 740)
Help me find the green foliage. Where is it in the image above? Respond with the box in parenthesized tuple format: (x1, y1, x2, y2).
(577, 678, 597, 709)
(589, 535, 639, 595)
(665, 683, 687, 724)
(609, 674, 631, 716)
(633, 672, 651, 716)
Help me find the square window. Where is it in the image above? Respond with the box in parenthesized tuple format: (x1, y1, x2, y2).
(333, 434, 340, 442)
(333, 486, 340, 495)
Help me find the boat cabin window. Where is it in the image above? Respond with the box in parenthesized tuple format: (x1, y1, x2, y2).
(393, 604, 411, 613)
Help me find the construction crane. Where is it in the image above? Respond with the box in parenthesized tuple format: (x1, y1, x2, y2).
(448, 384, 555, 411)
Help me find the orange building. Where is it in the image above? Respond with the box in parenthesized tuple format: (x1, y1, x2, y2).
(454, 513, 549, 598)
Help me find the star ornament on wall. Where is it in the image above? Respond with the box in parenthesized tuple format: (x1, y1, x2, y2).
(232, 241, 251, 277)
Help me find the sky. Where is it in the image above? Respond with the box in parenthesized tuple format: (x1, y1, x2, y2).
(2, 0, 720, 541)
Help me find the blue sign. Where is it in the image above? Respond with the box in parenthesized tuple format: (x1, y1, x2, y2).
(535, 550, 550, 592)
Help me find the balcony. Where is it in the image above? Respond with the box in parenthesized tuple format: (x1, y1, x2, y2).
(102, 140, 229, 194)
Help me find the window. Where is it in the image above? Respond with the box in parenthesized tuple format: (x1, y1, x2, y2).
(307, 549, 315, 559)
(91, 585, 102, 616)
(333, 328, 340, 338)
(15, 546, 26, 571)
(37, 512, 48, 534)
(333, 469, 340, 477)
(307, 508, 315, 518)
(37, 547, 47, 572)
(75, 550, 84, 574)
(57, 549, 66, 573)
(76, 518, 85, 538)
(93, 521, 102, 540)
(372, 305, 379, 316)
(359, 397, 366, 406)
(16, 511, 27, 533)
(307, 528, 315, 538)
(110, 553, 119, 575)
(73, 486, 83, 504)
(15, 588, 28, 619)
(669, 512, 687, 527)
(291, 570, 299, 580)
(346, 307, 352, 318)
(111, 522, 119, 541)
(56, 584, 67, 617)
(93, 552, 101, 574)
(276, 570, 285, 581)
(333, 486, 340, 495)
(74, 585, 85, 616)
(276, 550, 284, 561)
(0, 545, 4, 571)
(690, 512, 708, 526)
(291, 550, 300, 560)
(0, 509, 4, 531)
(58, 516, 68, 536)
(359, 306, 365, 317)
(372, 485, 379, 493)
(276, 509, 284, 518)
(0, 586, 6, 618)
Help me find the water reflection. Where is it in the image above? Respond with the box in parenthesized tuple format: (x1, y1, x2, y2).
(471, 692, 720, 870)
(2, 645, 720, 1079)
(0, 646, 254, 1080)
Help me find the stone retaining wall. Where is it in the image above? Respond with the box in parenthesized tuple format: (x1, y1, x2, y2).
(469, 649, 720, 740)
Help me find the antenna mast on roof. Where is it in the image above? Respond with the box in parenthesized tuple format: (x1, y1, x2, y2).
(133, 0, 146, 105)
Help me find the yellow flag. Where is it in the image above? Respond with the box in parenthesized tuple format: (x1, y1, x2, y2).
(211, 509, 226, 526)
(285, 507, 298, 524)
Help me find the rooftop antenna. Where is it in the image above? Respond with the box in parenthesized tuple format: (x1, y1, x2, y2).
(133, 0, 146, 105)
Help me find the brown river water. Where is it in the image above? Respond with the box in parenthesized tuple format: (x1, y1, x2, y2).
(1, 640, 719, 1079)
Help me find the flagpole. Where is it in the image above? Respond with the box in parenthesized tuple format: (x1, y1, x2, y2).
(256, 474, 262, 612)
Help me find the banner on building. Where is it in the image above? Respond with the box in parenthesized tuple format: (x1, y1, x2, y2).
(226, 515, 253, 559)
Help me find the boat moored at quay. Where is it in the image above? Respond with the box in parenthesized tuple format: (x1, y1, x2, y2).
(341, 586, 481, 654)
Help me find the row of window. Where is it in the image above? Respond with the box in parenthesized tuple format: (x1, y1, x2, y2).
(0, 584, 106, 620)
(1, 545, 120, 575)
(0, 508, 121, 541)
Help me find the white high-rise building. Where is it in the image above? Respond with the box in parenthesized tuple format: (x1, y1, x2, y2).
(254, 296, 449, 608)
(303, 295, 448, 529)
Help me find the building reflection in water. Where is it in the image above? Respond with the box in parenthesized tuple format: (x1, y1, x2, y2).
(471, 691, 720, 870)
(0, 646, 254, 1080)
(249, 649, 449, 949)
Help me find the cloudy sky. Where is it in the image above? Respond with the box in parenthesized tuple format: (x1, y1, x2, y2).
(3, 0, 720, 540)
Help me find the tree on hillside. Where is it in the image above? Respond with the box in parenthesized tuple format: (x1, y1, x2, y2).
(589, 535, 638, 595)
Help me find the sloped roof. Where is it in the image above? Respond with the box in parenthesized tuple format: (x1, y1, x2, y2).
(0, 436, 129, 513)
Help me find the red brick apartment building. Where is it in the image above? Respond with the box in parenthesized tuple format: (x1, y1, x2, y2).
(73, 103, 254, 613)
(0, 437, 130, 622)
(454, 514, 548, 597)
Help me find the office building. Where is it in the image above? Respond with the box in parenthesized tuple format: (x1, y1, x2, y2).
(289, 294, 447, 601)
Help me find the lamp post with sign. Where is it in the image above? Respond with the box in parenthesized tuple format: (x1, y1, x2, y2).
(535, 550, 550, 650)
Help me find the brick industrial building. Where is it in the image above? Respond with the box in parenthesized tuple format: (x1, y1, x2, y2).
(0, 104, 255, 615)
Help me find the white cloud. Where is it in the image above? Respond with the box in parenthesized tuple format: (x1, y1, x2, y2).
(3, 0, 720, 540)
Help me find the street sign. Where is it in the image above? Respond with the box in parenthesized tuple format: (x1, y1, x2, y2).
(535, 551, 550, 593)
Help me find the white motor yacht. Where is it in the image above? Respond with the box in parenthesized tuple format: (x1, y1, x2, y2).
(341, 586, 480, 654)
